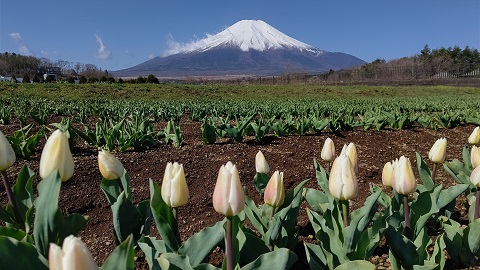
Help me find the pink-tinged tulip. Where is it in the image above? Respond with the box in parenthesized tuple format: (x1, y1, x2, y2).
(98, 150, 125, 180)
(321, 138, 335, 162)
(329, 153, 358, 200)
(340, 143, 358, 173)
(212, 161, 245, 217)
(472, 146, 480, 169)
(0, 130, 15, 171)
(255, 151, 270, 174)
(468, 126, 480, 145)
(428, 137, 447, 163)
(470, 165, 480, 188)
(264, 171, 285, 207)
(161, 162, 189, 207)
(49, 235, 98, 270)
(392, 156, 416, 195)
(382, 161, 395, 188)
(39, 130, 74, 181)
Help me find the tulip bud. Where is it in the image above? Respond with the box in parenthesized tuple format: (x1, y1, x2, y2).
(255, 151, 269, 174)
(212, 161, 245, 217)
(161, 162, 189, 207)
(392, 156, 416, 195)
(468, 126, 480, 145)
(328, 153, 358, 200)
(382, 161, 395, 188)
(264, 171, 285, 207)
(98, 150, 125, 180)
(0, 130, 15, 171)
(340, 143, 358, 173)
(428, 137, 447, 163)
(470, 165, 480, 188)
(39, 130, 74, 182)
(49, 235, 98, 270)
(321, 138, 335, 162)
(472, 146, 480, 169)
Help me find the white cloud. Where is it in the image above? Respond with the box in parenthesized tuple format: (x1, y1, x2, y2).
(41, 50, 48, 56)
(148, 54, 155, 60)
(9, 32, 21, 42)
(95, 34, 111, 60)
(9, 32, 32, 55)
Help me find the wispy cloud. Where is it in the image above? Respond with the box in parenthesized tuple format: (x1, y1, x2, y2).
(9, 32, 32, 55)
(95, 34, 111, 60)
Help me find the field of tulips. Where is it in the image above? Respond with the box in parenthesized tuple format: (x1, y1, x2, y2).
(1, 83, 480, 269)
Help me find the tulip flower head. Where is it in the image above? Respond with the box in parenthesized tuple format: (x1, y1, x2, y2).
(470, 165, 480, 188)
(382, 160, 395, 188)
(98, 150, 125, 180)
(468, 126, 480, 145)
(340, 143, 358, 173)
(49, 235, 98, 270)
(161, 162, 189, 207)
(39, 130, 74, 182)
(392, 156, 416, 195)
(472, 145, 480, 169)
(428, 137, 447, 163)
(0, 130, 15, 171)
(255, 150, 270, 174)
(329, 153, 358, 201)
(321, 138, 335, 162)
(264, 171, 285, 207)
(213, 161, 245, 217)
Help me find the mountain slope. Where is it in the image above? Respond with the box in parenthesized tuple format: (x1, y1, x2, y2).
(113, 20, 365, 77)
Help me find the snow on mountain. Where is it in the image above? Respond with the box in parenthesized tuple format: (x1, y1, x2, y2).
(163, 20, 323, 56)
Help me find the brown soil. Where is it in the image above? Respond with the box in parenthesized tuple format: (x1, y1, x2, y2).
(1, 117, 478, 269)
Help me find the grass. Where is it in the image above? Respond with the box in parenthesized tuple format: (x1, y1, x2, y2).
(1, 83, 480, 102)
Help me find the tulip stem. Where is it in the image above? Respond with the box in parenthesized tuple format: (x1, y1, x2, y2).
(226, 217, 233, 270)
(431, 163, 438, 183)
(475, 189, 480, 220)
(172, 207, 181, 243)
(1, 170, 25, 231)
(404, 196, 411, 240)
(327, 162, 331, 174)
(341, 200, 349, 227)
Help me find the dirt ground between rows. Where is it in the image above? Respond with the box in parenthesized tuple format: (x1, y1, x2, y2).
(1, 117, 478, 269)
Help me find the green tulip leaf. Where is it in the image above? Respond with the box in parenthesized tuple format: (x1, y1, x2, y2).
(333, 260, 375, 270)
(240, 230, 271, 265)
(410, 188, 440, 238)
(416, 152, 435, 190)
(437, 184, 468, 210)
(102, 235, 135, 270)
(385, 226, 419, 269)
(243, 195, 268, 235)
(179, 219, 226, 267)
(0, 236, 48, 270)
(0, 226, 34, 243)
(344, 190, 381, 258)
(253, 173, 270, 195)
(11, 164, 35, 232)
(100, 178, 122, 205)
(464, 219, 480, 257)
(111, 191, 142, 244)
(138, 236, 166, 270)
(137, 199, 153, 236)
(33, 170, 64, 257)
(305, 188, 329, 213)
(149, 179, 179, 252)
(304, 242, 328, 270)
(314, 159, 330, 195)
(240, 248, 297, 270)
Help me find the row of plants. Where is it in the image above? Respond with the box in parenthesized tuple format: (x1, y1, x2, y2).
(1, 125, 480, 269)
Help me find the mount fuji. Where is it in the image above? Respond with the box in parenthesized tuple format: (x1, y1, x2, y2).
(113, 20, 365, 77)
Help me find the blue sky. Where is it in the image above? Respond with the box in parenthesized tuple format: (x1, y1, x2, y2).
(1, 0, 479, 71)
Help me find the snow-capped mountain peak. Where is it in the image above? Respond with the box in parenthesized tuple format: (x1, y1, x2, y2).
(164, 19, 322, 56)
